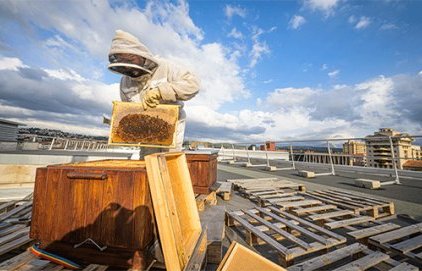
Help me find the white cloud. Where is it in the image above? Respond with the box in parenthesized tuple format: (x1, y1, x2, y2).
(419, 70, 422, 76)
(224, 5, 246, 19)
(249, 27, 270, 68)
(43, 68, 86, 82)
(228, 28, 243, 39)
(288, 15, 306, 30)
(328, 69, 340, 78)
(304, 0, 339, 16)
(321, 64, 328, 70)
(380, 23, 398, 30)
(354, 16, 371, 29)
(263, 79, 273, 84)
(0, 57, 28, 71)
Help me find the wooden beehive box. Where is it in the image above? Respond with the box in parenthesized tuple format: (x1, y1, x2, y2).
(30, 159, 155, 268)
(109, 101, 179, 148)
(186, 152, 218, 194)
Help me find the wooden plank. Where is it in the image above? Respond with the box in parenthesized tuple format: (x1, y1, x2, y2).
(331, 251, 389, 271)
(287, 243, 366, 271)
(389, 262, 419, 271)
(256, 207, 330, 245)
(243, 210, 311, 250)
(226, 212, 289, 254)
(0, 234, 31, 256)
(217, 241, 286, 271)
(276, 200, 321, 208)
(392, 234, 422, 253)
(325, 216, 375, 229)
(370, 223, 422, 244)
(348, 223, 401, 240)
(267, 196, 305, 203)
(145, 152, 202, 271)
(268, 207, 346, 242)
(293, 205, 337, 215)
(0, 251, 34, 270)
(308, 210, 354, 221)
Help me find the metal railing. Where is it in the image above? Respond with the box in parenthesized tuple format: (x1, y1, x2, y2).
(210, 134, 422, 185)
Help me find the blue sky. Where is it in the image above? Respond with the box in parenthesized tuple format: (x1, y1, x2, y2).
(0, 0, 421, 141)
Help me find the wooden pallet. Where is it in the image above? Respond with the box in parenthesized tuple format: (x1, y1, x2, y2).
(305, 189, 394, 219)
(0, 250, 110, 270)
(227, 178, 306, 193)
(288, 243, 418, 271)
(225, 206, 346, 266)
(369, 222, 422, 266)
(0, 194, 33, 258)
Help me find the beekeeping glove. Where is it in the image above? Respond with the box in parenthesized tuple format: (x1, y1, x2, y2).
(141, 88, 161, 110)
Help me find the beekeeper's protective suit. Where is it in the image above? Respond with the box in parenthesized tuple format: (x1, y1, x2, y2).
(108, 30, 200, 155)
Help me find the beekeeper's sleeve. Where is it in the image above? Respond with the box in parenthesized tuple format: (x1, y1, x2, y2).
(158, 62, 200, 102)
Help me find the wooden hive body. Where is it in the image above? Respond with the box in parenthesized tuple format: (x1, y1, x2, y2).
(186, 153, 218, 194)
(30, 159, 155, 268)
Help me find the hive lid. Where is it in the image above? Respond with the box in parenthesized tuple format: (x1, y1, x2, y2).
(109, 101, 179, 148)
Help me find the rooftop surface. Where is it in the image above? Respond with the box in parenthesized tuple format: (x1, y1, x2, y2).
(217, 160, 422, 221)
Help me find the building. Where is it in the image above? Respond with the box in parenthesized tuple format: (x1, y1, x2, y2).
(259, 141, 276, 151)
(343, 140, 366, 155)
(0, 119, 25, 151)
(365, 128, 420, 169)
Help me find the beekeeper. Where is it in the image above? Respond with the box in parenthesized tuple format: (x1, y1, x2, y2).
(108, 30, 200, 154)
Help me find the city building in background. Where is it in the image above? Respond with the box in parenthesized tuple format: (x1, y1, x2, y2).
(343, 140, 366, 155)
(260, 141, 276, 151)
(0, 119, 25, 151)
(365, 128, 421, 169)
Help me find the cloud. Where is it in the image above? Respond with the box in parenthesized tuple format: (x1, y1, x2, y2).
(321, 64, 328, 70)
(380, 23, 398, 30)
(228, 28, 243, 39)
(258, 73, 422, 140)
(0, 57, 28, 71)
(304, 0, 339, 16)
(224, 5, 246, 19)
(249, 27, 270, 68)
(351, 16, 371, 29)
(288, 15, 306, 30)
(328, 69, 340, 78)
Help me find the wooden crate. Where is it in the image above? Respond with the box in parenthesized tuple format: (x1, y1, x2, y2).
(369, 222, 422, 266)
(109, 102, 179, 148)
(288, 243, 418, 271)
(226, 206, 346, 266)
(30, 159, 155, 269)
(145, 152, 202, 271)
(186, 153, 217, 194)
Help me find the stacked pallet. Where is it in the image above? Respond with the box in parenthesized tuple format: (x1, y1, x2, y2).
(226, 207, 346, 266)
(225, 177, 421, 269)
(0, 193, 33, 258)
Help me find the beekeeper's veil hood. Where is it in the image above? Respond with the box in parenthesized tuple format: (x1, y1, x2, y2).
(108, 30, 159, 78)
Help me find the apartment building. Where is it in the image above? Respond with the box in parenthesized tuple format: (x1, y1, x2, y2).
(365, 128, 419, 169)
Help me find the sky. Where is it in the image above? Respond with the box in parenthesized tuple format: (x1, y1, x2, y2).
(0, 0, 421, 142)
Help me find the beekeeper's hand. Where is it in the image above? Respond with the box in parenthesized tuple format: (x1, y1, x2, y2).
(141, 88, 161, 110)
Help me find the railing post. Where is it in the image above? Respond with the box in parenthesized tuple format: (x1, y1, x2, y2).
(265, 143, 270, 167)
(389, 136, 400, 184)
(232, 144, 236, 162)
(64, 139, 69, 150)
(290, 145, 296, 170)
(327, 141, 335, 176)
(49, 137, 56, 150)
(246, 146, 251, 164)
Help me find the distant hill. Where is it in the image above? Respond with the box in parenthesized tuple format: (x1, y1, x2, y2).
(18, 127, 108, 141)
